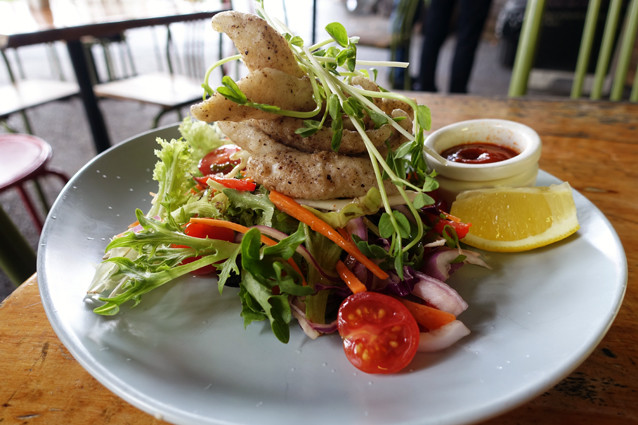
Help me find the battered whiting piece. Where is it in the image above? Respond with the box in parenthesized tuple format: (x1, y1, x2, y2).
(190, 10, 416, 200)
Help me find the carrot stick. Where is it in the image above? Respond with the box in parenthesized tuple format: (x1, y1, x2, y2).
(337, 227, 356, 248)
(268, 190, 389, 280)
(337, 227, 349, 241)
(190, 217, 277, 246)
(189, 217, 306, 284)
(397, 298, 456, 331)
(336, 260, 367, 294)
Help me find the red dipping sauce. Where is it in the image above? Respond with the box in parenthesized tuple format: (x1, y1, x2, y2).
(441, 142, 519, 164)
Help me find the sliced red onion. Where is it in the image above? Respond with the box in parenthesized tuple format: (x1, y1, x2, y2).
(127, 223, 144, 234)
(344, 255, 374, 289)
(310, 320, 338, 334)
(313, 281, 351, 298)
(412, 271, 468, 316)
(250, 225, 339, 282)
(423, 248, 490, 282)
(291, 302, 321, 340)
(462, 249, 491, 269)
(291, 300, 338, 339)
(345, 217, 367, 241)
(381, 266, 418, 297)
(252, 224, 293, 241)
(424, 238, 447, 248)
(418, 320, 471, 352)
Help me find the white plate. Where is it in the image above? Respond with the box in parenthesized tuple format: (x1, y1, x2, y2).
(38, 125, 627, 425)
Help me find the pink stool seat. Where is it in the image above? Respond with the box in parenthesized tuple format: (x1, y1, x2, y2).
(0, 133, 68, 231)
(0, 134, 52, 188)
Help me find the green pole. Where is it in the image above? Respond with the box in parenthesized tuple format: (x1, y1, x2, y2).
(508, 0, 546, 97)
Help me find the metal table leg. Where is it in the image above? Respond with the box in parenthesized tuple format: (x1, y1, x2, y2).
(66, 39, 112, 153)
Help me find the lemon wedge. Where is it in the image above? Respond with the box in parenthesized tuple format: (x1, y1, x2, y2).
(449, 182, 580, 252)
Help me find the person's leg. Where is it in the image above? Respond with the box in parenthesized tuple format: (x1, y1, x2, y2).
(417, 0, 456, 92)
(449, 0, 493, 93)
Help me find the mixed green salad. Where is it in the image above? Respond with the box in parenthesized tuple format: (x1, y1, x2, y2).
(86, 2, 487, 374)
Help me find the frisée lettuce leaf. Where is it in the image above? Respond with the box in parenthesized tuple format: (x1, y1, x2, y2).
(178, 117, 227, 160)
(147, 138, 197, 220)
(91, 210, 239, 315)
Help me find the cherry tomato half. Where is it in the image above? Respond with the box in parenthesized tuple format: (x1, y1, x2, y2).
(198, 145, 242, 176)
(337, 292, 420, 374)
(426, 212, 471, 240)
(174, 222, 235, 275)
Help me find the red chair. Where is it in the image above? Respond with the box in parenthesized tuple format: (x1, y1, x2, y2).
(0, 133, 68, 231)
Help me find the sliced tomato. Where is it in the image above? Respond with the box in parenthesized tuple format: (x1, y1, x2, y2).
(337, 292, 420, 374)
(198, 145, 242, 175)
(174, 222, 235, 275)
(195, 176, 256, 192)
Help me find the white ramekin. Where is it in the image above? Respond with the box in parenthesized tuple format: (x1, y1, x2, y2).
(424, 119, 542, 204)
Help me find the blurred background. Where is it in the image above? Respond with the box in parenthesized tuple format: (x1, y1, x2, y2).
(1, 0, 634, 299)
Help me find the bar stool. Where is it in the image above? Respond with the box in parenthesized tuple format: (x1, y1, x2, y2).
(0, 133, 68, 284)
(0, 133, 69, 230)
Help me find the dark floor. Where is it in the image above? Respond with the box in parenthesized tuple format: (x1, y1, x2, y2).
(0, 0, 518, 299)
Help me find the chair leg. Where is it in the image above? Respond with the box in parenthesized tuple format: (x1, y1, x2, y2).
(152, 110, 163, 128)
(46, 42, 66, 81)
(100, 39, 116, 82)
(19, 111, 34, 134)
(591, 0, 624, 99)
(15, 184, 44, 231)
(38, 169, 70, 214)
(32, 179, 51, 215)
(571, 0, 602, 99)
(45, 169, 70, 184)
(0, 205, 36, 285)
(32, 169, 69, 217)
(508, 0, 547, 97)
(610, 0, 638, 101)
(121, 35, 138, 77)
(1, 120, 20, 133)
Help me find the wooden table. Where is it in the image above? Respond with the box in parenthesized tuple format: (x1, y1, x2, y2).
(0, 0, 228, 153)
(1, 94, 636, 424)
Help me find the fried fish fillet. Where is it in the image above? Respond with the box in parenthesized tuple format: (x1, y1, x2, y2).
(350, 76, 414, 117)
(192, 10, 413, 200)
(218, 121, 398, 200)
(249, 109, 413, 155)
(211, 11, 304, 78)
(190, 10, 317, 123)
(191, 68, 315, 122)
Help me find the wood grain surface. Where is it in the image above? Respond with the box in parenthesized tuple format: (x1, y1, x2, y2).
(1, 94, 636, 424)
